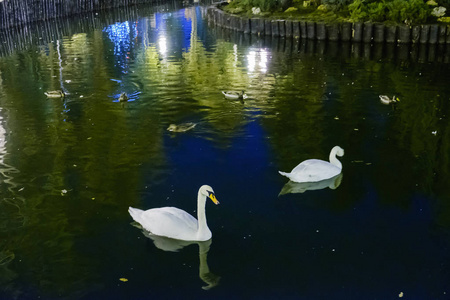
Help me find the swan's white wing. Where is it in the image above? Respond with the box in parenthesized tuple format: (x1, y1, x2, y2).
(289, 159, 341, 182)
(130, 207, 198, 240)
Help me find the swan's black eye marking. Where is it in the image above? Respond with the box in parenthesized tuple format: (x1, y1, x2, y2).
(208, 191, 214, 197)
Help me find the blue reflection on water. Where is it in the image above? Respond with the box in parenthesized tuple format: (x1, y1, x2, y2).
(104, 21, 142, 101)
(103, 21, 136, 64)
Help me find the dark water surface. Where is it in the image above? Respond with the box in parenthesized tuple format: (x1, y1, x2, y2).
(1, 2, 450, 299)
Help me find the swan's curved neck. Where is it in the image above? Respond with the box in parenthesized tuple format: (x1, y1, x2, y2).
(196, 191, 210, 238)
(329, 149, 342, 169)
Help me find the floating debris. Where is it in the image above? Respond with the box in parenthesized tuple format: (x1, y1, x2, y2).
(351, 161, 372, 165)
(0, 250, 15, 265)
(119, 278, 128, 282)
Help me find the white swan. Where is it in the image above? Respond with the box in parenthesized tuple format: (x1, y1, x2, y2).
(128, 185, 219, 241)
(279, 146, 344, 183)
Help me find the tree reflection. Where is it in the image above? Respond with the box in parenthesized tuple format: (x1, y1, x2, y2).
(0, 2, 449, 298)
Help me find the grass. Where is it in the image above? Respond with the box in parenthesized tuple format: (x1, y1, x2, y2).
(222, 2, 356, 23)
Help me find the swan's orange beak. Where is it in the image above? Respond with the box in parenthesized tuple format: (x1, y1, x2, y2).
(209, 193, 220, 205)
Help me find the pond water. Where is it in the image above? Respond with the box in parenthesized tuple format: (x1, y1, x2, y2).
(1, 2, 450, 299)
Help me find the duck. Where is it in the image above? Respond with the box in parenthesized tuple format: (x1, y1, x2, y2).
(118, 92, 128, 102)
(222, 90, 245, 100)
(279, 146, 344, 183)
(379, 95, 399, 105)
(128, 185, 219, 241)
(167, 122, 197, 132)
(44, 90, 65, 98)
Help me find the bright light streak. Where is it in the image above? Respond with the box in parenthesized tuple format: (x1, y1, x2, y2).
(158, 35, 167, 56)
(247, 48, 270, 74)
(259, 49, 268, 73)
(247, 50, 256, 73)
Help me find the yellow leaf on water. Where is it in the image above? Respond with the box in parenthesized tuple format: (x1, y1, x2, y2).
(119, 278, 128, 282)
(399, 292, 404, 297)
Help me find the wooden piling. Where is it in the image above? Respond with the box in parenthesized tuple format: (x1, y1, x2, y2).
(373, 23, 384, 43)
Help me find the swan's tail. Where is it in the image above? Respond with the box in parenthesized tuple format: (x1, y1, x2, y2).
(128, 207, 144, 223)
(278, 171, 290, 178)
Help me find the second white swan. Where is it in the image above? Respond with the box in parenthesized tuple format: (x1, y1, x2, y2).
(279, 146, 344, 183)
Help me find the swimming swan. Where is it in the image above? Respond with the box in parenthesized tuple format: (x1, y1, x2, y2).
(128, 185, 219, 241)
(279, 146, 344, 183)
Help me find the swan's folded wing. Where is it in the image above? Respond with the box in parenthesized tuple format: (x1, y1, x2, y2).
(291, 159, 323, 173)
(291, 159, 341, 182)
(140, 207, 198, 239)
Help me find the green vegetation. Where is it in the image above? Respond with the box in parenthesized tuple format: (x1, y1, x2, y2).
(223, 0, 450, 24)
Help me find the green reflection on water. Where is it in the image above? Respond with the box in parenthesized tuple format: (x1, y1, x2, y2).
(0, 3, 449, 299)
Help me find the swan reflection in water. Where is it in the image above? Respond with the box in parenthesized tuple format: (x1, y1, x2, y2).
(133, 223, 221, 290)
(279, 173, 343, 195)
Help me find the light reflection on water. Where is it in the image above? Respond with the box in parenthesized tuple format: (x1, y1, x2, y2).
(0, 2, 450, 299)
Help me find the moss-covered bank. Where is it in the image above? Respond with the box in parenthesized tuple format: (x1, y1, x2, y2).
(206, 2, 450, 44)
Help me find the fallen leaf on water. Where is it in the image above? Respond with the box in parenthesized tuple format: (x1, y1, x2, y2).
(119, 278, 128, 282)
(399, 292, 404, 297)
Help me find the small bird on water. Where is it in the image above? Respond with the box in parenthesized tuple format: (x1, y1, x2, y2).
(167, 123, 197, 133)
(118, 92, 128, 102)
(379, 95, 399, 105)
(44, 90, 65, 98)
(222, 90, 245, 100)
